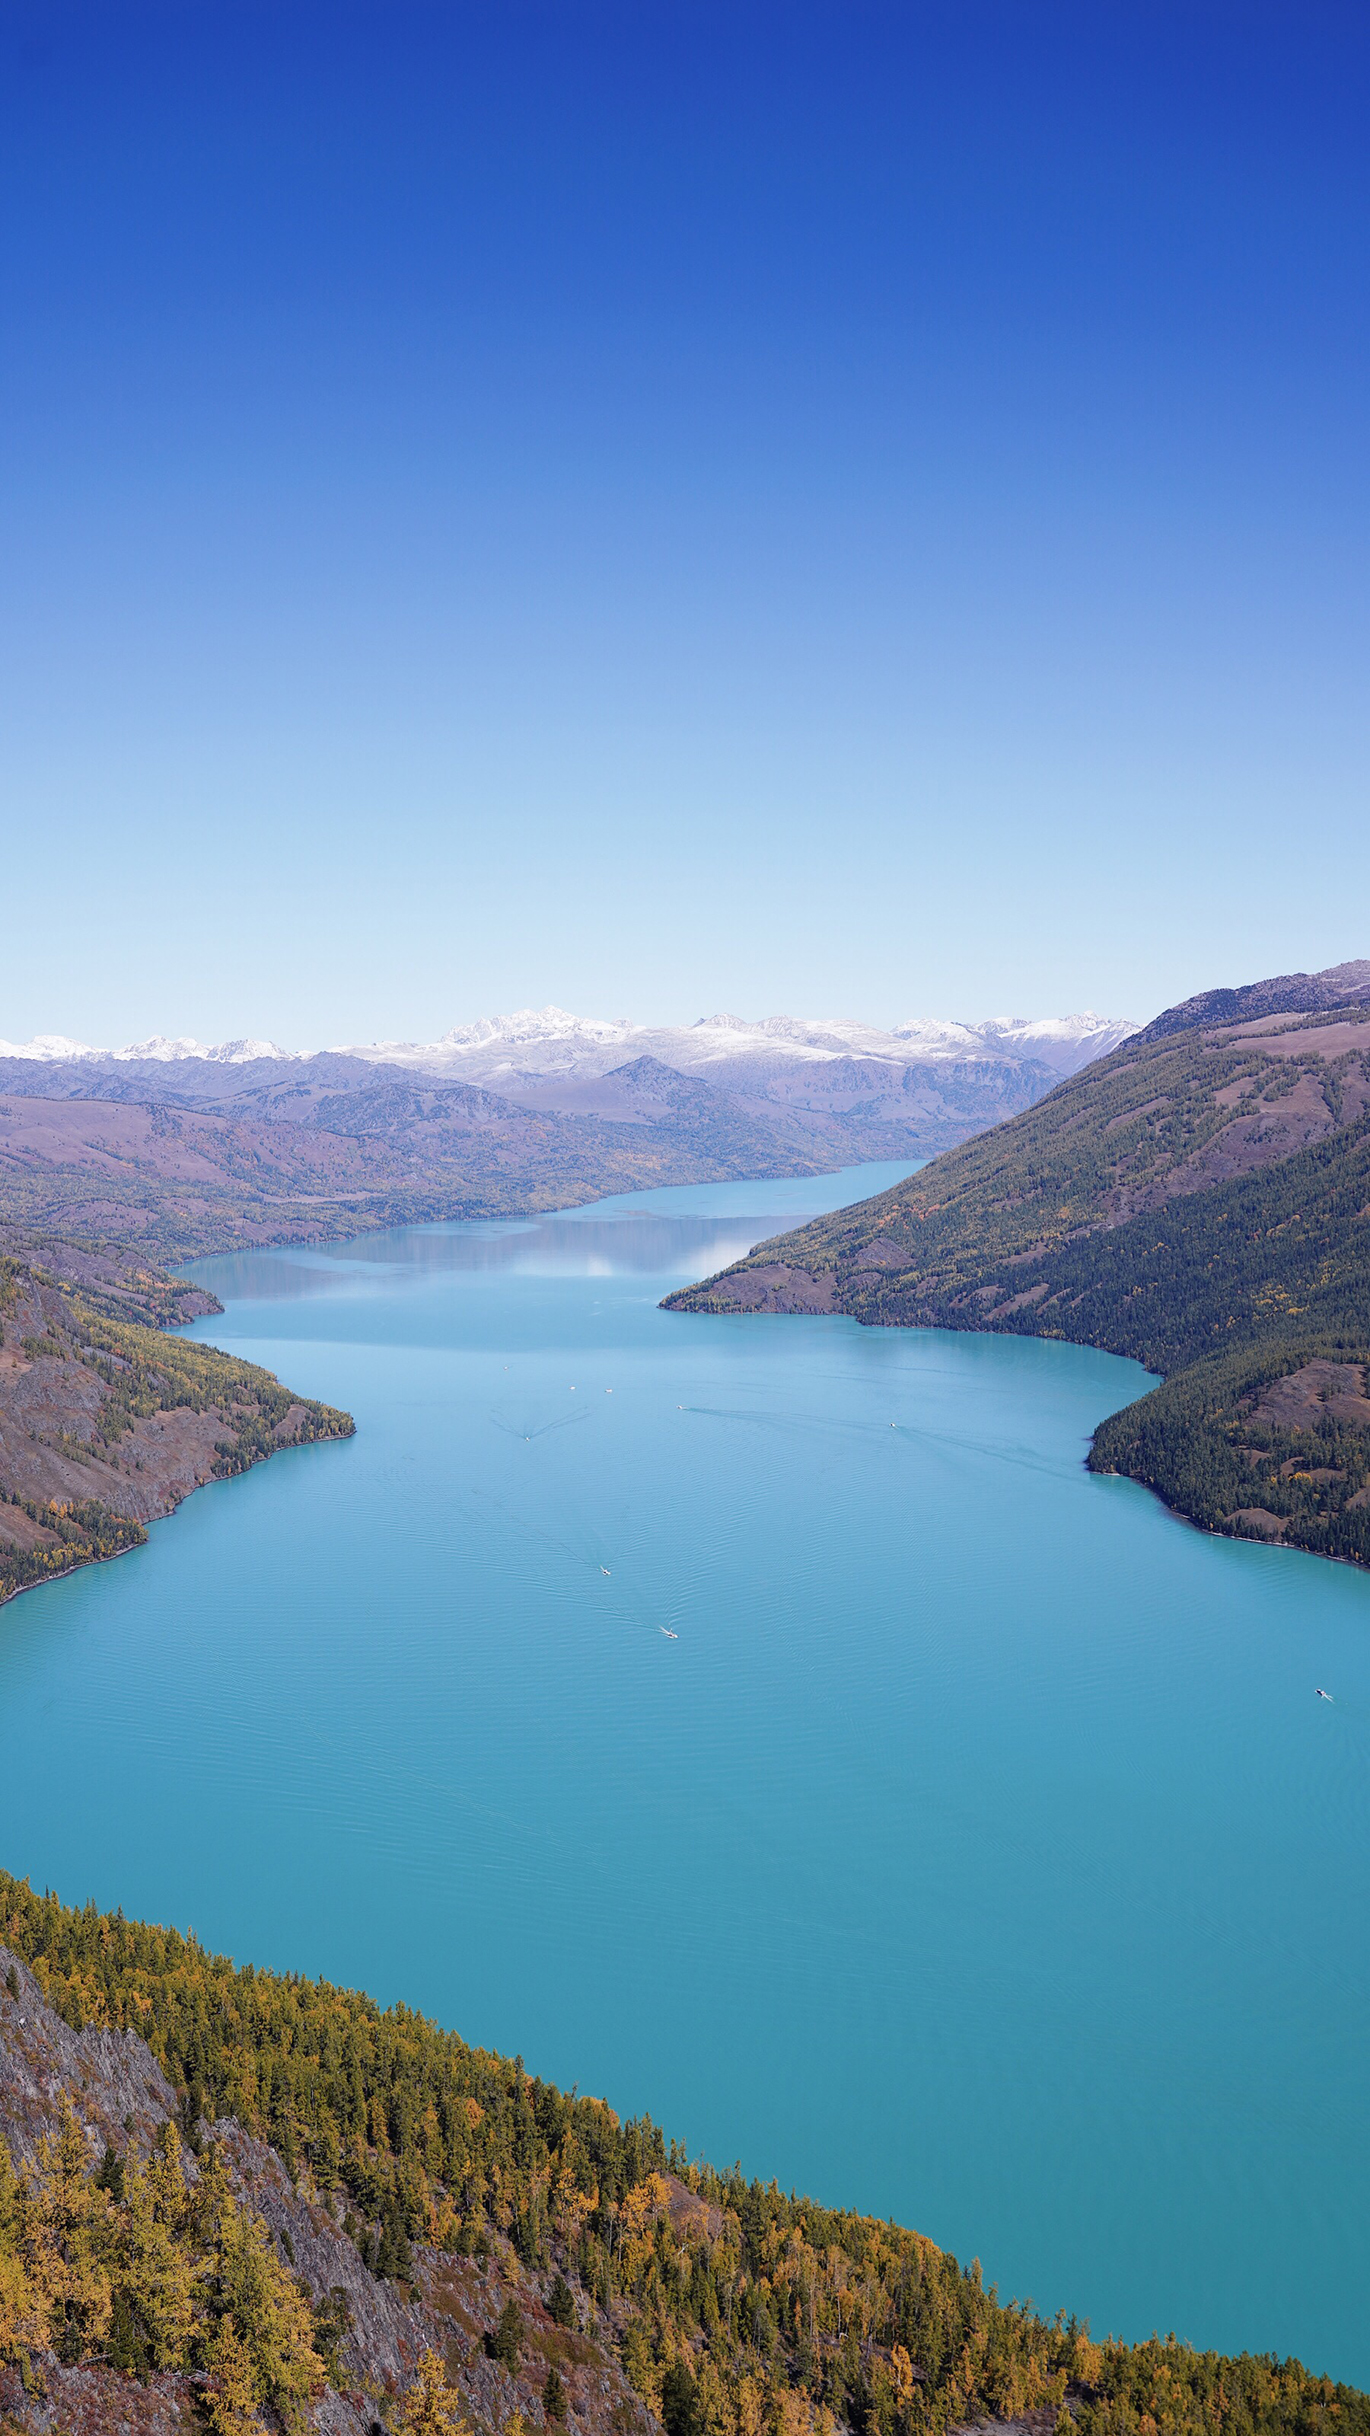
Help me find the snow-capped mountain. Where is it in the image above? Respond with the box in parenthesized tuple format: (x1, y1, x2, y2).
(0, 1008, 1135, 1085)
(0, 1005, 1140, 1172)
(338, 1006, 1137, 1085)
(0, 1033, 292, 1065)
(966, 1013, 1140, 1071)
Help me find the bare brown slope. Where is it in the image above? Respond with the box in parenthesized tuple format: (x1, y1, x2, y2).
(0, 1073, 831, 1258)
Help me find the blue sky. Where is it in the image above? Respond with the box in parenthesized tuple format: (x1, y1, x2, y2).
(2, 0, 1368, 1044)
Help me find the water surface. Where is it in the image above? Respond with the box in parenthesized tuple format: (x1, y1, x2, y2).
(3, 1160, 1369, 2380)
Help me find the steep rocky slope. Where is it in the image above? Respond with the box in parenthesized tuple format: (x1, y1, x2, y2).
(665, 969, 1370, 1565)
(0, 1943, 652, 2436)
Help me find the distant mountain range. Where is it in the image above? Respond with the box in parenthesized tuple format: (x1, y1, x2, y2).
(0, 1006, 1135, 1252)
(0, 1005, 1135, 1155)
(0, 1004, 1137, 1083)
(667, 958, 1370, 1572)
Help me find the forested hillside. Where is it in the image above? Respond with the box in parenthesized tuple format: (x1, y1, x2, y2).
(666, 976, 1370, 1565)
(0, 1246, 352, 1604)
(1, 1872, 1364, 2436)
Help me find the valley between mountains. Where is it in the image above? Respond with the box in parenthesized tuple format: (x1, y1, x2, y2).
(0, 1003, 1121, 1607)
(6, 963, 1370, 1603)
(4, 973, 1370, 2432)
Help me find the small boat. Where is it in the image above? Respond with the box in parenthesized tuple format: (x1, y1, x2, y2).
(1316, 1687, 1334, 1701)
(660, 1627, 678, 1640)
(600, 1567, 611, 1576)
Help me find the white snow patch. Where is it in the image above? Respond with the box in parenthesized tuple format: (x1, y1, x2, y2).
(0, 1008, 1138, 1085)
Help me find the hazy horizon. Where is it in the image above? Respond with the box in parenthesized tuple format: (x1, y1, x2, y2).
(0, 1001, 1143, 1057)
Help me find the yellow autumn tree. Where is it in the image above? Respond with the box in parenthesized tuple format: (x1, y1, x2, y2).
(214, 2192, 323, 2426)
(771, 2384, 811, 2436)
(0, 2249, 46, 2367)
(120, 2143, 200, 2367)
(619, 2174, 670, 2238)
(692, 2354, 732, 2436)
(207, 2313, 265, 2436)
(0, 2138, 47, 2366)
(551, 2162, 597, 2252)
(25, 2099, 113, 2359)
(735, 2372, 767, 2436)
(394, 2347, 474, 2436)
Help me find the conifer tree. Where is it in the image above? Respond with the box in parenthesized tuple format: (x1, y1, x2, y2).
(394, 2346, 473, 2436)
(26, 2099, 113, 2361)
(377, 2198, 413, 2282)
(119, 2148, 199, 2368)
(545, 2273, 575, 2328)
(207, 2313, 264, 2436)
(95, 2145, 126, 2204)
(487, 2299, 522, 2370)
(106, 2284, 151, 2381)
(214, 2192, 322, 2424)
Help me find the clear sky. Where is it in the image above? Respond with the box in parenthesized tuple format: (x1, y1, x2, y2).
(2, 0, 1368, 1045)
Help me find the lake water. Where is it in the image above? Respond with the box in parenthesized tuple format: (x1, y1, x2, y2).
(4, 1161, 1370, 2383)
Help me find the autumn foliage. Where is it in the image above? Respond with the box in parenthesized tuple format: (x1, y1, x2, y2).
(0, 1872, 1364, 2436)
(0, 2100, 322, 2425)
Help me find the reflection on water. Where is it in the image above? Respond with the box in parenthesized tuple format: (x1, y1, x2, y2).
(190, 1159, 920, 1301)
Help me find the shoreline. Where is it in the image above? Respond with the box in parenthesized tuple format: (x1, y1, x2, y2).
(0, 1419, 355, 1612)
(664, 1284, 1370, 1581)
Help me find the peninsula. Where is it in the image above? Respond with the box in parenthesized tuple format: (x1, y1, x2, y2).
(666, 961, 1370, 1570)
(0, 1238, 352, 1606)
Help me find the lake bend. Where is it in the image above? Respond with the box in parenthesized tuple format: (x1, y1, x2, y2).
(3, 1162, 1370, 2382)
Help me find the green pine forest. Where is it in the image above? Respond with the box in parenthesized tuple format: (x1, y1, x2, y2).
(1, 1873, 1366, 2436)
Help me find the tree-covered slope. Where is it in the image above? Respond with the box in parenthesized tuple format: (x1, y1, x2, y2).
(0, 1248, 353, 1604)
(2, 1871, 1367, 2436)
(665, 988, 1370, 1564)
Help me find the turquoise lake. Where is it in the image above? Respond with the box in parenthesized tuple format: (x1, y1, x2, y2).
(3, 1161, 1370, 2382)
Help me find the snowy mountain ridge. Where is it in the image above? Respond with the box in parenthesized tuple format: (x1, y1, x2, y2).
(0, 1032, 293, 1065)
(0, 1006, 1136, 1082)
